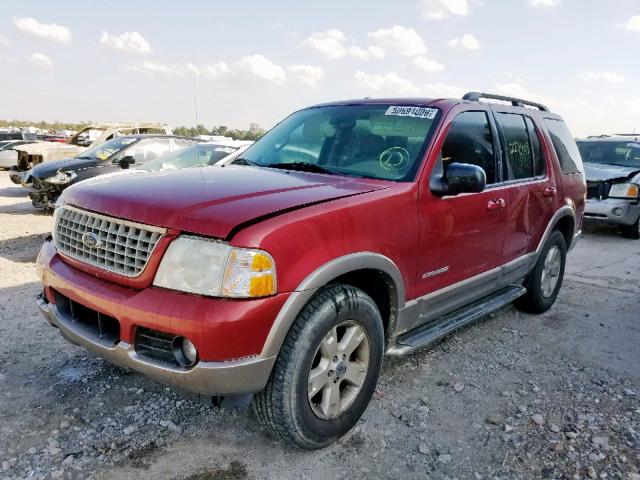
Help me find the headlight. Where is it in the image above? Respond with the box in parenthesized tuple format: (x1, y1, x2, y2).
(609, 183, 639, 199)
(153, 236, 276, 298)
(47, 170, 77, 185)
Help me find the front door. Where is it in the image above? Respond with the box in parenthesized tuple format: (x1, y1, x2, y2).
(411, 109, 508, 330)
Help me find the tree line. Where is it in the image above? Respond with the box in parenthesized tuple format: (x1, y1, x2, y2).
(0, 120, 267, 141)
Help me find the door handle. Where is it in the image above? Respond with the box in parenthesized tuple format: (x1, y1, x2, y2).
(487, 198, 506, 211)
(543, 187, 557, 198)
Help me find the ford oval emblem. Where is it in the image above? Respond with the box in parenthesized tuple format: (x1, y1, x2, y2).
(82, 232, 102, 249)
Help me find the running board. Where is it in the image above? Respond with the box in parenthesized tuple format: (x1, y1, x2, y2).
(387, 285, 526, 356)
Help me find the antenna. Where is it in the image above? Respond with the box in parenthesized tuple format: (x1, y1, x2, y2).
(191, 56, 200, 167)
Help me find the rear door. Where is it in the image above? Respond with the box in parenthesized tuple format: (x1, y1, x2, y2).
(490, 107, 558, 262)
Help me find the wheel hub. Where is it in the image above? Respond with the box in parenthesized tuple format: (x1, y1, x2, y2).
(307, 321, 370, 419)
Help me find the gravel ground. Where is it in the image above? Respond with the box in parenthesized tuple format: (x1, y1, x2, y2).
(0, 173, 638, 480)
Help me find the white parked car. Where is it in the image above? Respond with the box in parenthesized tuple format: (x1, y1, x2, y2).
(0, 140, 37, 169)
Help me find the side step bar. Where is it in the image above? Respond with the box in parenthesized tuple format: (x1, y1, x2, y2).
(387, 285, 526, 356)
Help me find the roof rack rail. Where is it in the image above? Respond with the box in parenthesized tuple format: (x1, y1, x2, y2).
(462, 92, 550, 112)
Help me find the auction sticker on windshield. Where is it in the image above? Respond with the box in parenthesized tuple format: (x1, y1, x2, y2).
(385, 106, 438, 119)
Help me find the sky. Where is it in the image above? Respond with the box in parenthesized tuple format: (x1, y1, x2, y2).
(0, 0, 638, 137)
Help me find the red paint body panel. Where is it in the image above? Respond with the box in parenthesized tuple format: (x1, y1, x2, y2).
(63, 166, 389, 239)
(39, 241, 289, 361)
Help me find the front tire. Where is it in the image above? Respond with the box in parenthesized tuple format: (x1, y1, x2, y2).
(621, 217, 640, 240)
(515, 230, 567, 314)
(253, 284, 384, 449)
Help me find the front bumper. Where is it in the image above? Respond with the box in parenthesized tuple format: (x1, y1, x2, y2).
(584, 198, 640, 226)
(38, 296, 275, 395)
(37, 241, 287, 396)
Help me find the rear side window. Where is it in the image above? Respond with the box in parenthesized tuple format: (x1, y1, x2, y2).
(440, 111, 497, 184)
(544, 119, 583, 174)
(496, 113, 534, 180)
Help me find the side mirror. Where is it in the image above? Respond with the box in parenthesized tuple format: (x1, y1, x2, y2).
(118, 155, 135, 169)
(431, 162, 486, 197)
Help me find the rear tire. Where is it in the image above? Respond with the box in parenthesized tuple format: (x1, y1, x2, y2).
(515, 230, 567, 314)
(253, 284, 384, 449)
(621, 218, 640, 240)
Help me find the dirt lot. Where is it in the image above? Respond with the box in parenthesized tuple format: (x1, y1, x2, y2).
(0, 172, 638, 480)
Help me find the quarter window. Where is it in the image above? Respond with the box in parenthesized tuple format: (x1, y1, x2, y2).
(525, 117, 545, 177)
(440, 111, 497, 184)
(544, 119, 583, 174)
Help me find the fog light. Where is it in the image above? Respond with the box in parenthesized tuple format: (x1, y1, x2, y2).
(612, 208, 624, 217)
(172, 337, 198, 367)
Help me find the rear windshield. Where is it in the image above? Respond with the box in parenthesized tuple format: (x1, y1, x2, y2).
(544, 119, 583, 174)
(76, 137, 138, 161)
(577, 140, 640, 169)
(139, 143, 238, 171)
(238, 104, 441, 181)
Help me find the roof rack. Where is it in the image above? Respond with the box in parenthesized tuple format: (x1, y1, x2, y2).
(462, 92, 550, 112)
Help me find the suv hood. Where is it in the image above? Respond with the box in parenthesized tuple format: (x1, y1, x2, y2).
(62, 166, 390, 239)
(584, 162, 640, 182)
(32, 157, 98, 179)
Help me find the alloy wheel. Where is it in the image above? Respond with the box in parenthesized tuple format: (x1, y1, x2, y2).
(307, 321, 370, 419)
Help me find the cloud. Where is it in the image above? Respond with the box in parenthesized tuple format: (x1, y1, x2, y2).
(448, 34, 481, 50)
(29, 52, 53, 69)
(529, 0, 561, 7)
(580, 71, 625, 83)
(124, 60, 230, 79)
(624, 15, 640, 32)
(288, 64, 324, 88)
(0, 35, 10, 48)
(348, 45, 386, 60)
(413, 56, 445, 72)
(368, 25, 427, 57)
(302, 29, 385, 60)
(354, 70, 420, 95)
(418, 0, 470, 20)
(303, 29, 348, 59)
(100, 31, 151, 54)
(235, 54, 285, 84)
(13, 17, 71, 45)
(199, 62, 231, 79)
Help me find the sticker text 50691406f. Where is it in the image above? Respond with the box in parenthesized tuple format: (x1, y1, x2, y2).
(385, 106, 438, 120)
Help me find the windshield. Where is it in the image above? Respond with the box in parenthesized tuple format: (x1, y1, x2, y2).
(77, 137, 138, 161)
(237, 104, 440, 181)
(578, 140, 640, 169)
(138, 143, 237, 171)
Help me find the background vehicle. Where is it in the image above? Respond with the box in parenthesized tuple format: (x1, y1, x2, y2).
(27, 135, 195, 209)
(578, 135, 640, 239)
(36, 93, 584, 449)
(0, 140, 38, 169)
(13, 122, 173, 171)
(0, 130, 38, 142)
(138, 140, 253, 172)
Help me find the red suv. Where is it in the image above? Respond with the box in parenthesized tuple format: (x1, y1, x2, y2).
(36, 92, 585, 449)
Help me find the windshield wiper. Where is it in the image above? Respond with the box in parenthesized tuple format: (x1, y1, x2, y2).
(263, 162, 338, 175)
(231, 157, 259, 167)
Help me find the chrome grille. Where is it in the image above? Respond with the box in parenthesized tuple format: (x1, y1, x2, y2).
(54, 205, 166, 277)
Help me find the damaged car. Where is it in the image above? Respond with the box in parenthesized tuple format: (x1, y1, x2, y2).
(11, 122, 172, 175)
(577, 135, 640, 239)
(26, 135, 195, 210)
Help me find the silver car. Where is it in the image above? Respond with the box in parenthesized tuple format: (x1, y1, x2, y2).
(578, 135, 640, 239)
